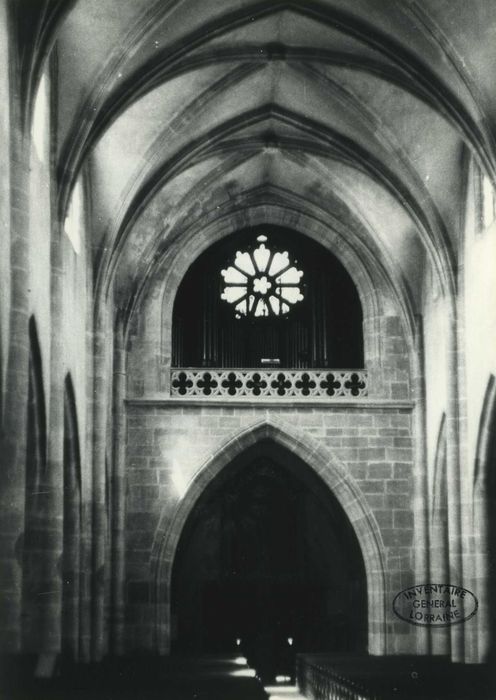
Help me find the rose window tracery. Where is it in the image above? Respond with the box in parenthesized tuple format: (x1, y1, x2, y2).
(220, 235, 304, 318)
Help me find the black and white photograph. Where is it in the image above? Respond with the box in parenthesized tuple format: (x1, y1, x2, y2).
(0, 1, 495, 699)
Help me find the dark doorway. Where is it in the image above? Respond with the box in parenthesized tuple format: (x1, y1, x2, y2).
(171, 440, 367, 682)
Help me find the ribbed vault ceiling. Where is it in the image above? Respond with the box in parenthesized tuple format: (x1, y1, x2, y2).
(20, 0, 496, 317)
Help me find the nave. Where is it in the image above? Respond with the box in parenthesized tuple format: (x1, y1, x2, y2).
(2, 2, 496, 699)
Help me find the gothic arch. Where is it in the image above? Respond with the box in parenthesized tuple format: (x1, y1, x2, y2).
(62, 373, 83, 659)
(473, 375, 496, 661)
(429, 413, 450, 655)
(147, 204, 412, 381)
(21, 316, 47, 649)
(155, 208, 379, 353)
(171, 226, 365, 370)
(473, 375, 496, 493)
(127, 185, 412, 341)
(151, 418, 388, 655)
(432, 413, 447, 519)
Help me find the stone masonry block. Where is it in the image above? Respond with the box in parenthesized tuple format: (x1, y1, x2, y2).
(127, 531, 154, 550)
(349, 464, 367, 480)
(386, 480, 410, 495)
(393, 510, 414, 529)
(392, 462, 411, 479)
(393, 437, 413, 448)
(381, 527, 413, 547)
(127, 443, 161, 458)
(218, 416, 242, 428)
(374, 510, 394, 529)
(333, 447, 358, 461)
(367, 436, 394, 448)
(367, 463, 392, 479)
(127, 469, 158, 485)
(295, 412, 323, 427)
(362, 480, 386, 494)
(352, 415, 374, 427)
(325, 428, 344, 437)
(363, 494, 385, 509)
(340, 436, 364, 448)
(391, 382, 409, 399)
(322, 413, 351, 427)
(386, 447, 412, 461)
(126, 513, 158, 532)
(131, 484, 158, 510)
(358, 447, 386, 461)
(384, 494, 410, 509)
(127, 458, 150, 470)
(389, 414, 410, 427)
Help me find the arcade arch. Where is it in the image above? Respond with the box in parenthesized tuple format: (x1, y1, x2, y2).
(151, 420, 388, 656)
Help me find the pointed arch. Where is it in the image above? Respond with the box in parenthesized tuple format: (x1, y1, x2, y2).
(473, 375, 496, 661)
(151, 200, 414, 388)
(151, 418, 387, 655)
(171, 226, 364, 370)
(474, 375, 496, 493)
(431, 412, 447, 520)
(62, 373, 82, 659)
(429, 413, 450, 655)
(26, 316, 47, 470)
(21, 316, 47, 649)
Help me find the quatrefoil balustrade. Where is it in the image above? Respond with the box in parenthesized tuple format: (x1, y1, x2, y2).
(170, 369, 368, 399)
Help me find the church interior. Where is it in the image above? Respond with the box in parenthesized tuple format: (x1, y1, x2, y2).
(1, 1, 496, 698)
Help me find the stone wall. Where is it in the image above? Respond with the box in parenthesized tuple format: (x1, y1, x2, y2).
(124, 402, 416, 655)
(0, 40, 94, 655)
(122, 219, 417, 656)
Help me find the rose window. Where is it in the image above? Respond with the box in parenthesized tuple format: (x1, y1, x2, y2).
(221, 235, 304, 317)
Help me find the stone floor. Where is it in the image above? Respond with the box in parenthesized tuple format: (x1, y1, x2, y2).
(1, 655, 308, 700)
(264, 684, 308, 700)
(4, 652, 493, 699)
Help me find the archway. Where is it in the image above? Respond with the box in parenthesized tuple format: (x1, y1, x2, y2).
(171, 439, 367, 681)
(172, 225, 364, 369)
(152, 420, 387, 657)
(62, 374, 82, 659)
(21, 316, 47, 650)
(473, 375, 496, 662)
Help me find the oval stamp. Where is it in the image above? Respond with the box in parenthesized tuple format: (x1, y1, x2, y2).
(393, 584, 478, 627)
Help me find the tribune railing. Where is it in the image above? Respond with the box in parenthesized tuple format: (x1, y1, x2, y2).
(170, 368, 368, 399)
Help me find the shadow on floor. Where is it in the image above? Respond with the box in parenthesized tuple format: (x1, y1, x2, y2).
(0, 654, 272, 700)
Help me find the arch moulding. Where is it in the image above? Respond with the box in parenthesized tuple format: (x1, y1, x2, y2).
(472, 374, 496, 661)
(142, 203, 414, 398)
(150, 418, 388, 656)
